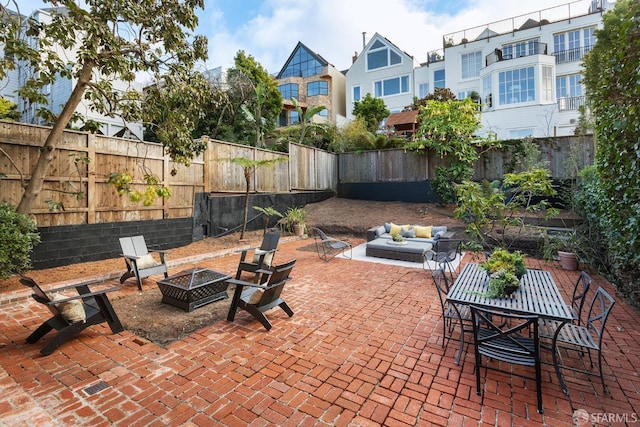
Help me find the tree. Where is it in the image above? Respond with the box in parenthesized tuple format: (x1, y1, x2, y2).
(0, 0, 208, 215)
(412, 98, 482, 202)
(352, 93, 390, 133)
(581, 0, 640, 301)
(232, 51, 282, 147)
(227, 157, 288, 240)
(0, 97, 20, 121)
(291, 97, 327, 145)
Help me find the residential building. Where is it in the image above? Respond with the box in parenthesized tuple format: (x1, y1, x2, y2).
(0, 7, 143, 140)
(275, 42, 346, 127)
(345, 1, 611, 139)
(346, 33, 419, 122)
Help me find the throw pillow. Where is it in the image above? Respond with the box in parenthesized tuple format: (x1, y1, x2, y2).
(247, 288, 265, 304)
(384, 222, 391, 233)
(51, 292, 86, 323)
(375, 226, 386, 237)
(414, 225, 432, 238)
(136, 254, 158, 269)
(389, 222, 403, 235)
(401, 226, 416, 238)
(252, 249, 274, 267)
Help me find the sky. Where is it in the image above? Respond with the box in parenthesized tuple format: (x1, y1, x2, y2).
(14, 0, 603, 75)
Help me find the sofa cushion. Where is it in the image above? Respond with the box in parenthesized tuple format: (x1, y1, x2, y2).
(389, 222, 403, 235)
(414, 225, 432, 238)
(375, 225, 386, 238)
(401, 226, 416, 238)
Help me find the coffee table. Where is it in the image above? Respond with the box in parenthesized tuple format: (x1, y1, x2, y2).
(157, 268, 231, 312)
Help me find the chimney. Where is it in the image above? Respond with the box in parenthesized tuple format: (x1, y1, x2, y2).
(362, 32, 366, 49)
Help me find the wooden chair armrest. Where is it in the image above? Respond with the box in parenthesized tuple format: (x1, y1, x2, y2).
(43, 286, 120, 305)
(44, 279, 102, 293)
(120, 253, 141, 260)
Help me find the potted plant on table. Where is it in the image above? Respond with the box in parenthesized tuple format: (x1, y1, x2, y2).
(481, 248, 527, 279)
(485, 268, 521, 297)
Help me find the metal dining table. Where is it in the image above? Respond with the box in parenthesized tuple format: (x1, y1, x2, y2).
(446, 263, 575, 394)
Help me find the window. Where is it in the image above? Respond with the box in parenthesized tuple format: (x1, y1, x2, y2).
(278, 111, 288, 127)
(583, 27, 596, 52)
(279, 45, 324, 78)
(373, 75, 409, 97)
(315, 109, 328, 119)
(509, 129, 534, 138)
(307, 81, 328, 96)
(483, 76, 493, 109)
(278, 83, 298, 100)
(366, 39, 402, 71)
(461, 51, 482, 79)
(290, 110, 299, 125)
(498, 67, 534, 105)
(434, 70, 445, 89)
(556, 73, 583, 98)
(353, 86, 361, 102)
(542, 66, 553, 102)
(502, 38, 541, 59)
(418, 83, 429, 99)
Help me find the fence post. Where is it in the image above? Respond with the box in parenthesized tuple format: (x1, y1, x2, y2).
(87, 132, 96, 224)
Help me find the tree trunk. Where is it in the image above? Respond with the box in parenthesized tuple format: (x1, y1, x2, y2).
(240, 166, 252, 239)
(16, 60, 94, 215)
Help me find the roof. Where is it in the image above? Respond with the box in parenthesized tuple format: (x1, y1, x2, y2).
(385, 110, 419, 126)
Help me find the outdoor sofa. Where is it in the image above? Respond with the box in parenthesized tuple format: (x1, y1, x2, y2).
(365, 223, 449, 262)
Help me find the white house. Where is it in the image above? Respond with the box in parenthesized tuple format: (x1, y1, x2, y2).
(345, 1, 612, 139)
(345, 33, 419, 121)
(1, 7, 144, 140)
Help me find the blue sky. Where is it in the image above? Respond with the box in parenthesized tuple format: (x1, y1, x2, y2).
(16, 0, 600, 75)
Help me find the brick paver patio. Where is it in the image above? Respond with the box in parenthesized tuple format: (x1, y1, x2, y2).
(1, 238, 638, 426)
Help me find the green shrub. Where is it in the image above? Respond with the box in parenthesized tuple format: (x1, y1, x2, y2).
(0, 203, 41, 279)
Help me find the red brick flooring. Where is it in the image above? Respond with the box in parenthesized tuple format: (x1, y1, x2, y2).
(1, 238, 638, 426)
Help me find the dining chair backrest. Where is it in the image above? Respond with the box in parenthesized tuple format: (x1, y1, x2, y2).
(470, 305, 543, 413)
(585, 287, 615, 344)
(571, 271, 592, 324)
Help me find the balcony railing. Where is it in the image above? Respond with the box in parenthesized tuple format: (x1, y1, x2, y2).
(557, 95, 586, 111)
(553, 45, 594, 64)
(486, 42, 548, 66)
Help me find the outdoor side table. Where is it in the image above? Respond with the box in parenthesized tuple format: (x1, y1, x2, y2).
(157, 268, 231, 312)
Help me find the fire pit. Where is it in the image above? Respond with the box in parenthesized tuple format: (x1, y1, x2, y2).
(156, 268, 231, 312)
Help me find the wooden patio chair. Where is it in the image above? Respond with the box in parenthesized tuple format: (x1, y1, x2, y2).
(19, 276, 124, 356)
(226, 259, 296, 331)
(119, 235, 169, 290)
(310, 227, 352, 261)
(235, 229, 280, 283)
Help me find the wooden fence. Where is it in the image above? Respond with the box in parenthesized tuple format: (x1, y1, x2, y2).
(339, 135, 595, 183)
(0, 122, 337, 226)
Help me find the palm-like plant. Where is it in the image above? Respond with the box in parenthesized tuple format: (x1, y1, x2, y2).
(291, 97, 327, 145)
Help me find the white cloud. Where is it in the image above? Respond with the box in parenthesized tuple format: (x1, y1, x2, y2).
(201, 0, 599, 73)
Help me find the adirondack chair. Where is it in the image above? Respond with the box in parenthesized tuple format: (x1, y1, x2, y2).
(235, 229, 280, 283)
(119, 235, 169, 290)
(226, 259, 296, 331)
(19, 276, 124, 356)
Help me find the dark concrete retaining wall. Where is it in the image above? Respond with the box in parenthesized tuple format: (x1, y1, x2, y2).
(33, 218, 193, 270)
(194, 191, 334, 238)
(31, 191, 333, 270)
(338, 181, 439, 203)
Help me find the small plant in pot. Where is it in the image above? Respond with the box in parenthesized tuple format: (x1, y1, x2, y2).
(481, 248, 527, 279)
(486, 269, 520, 297)
(391, 233, 405, 243)
(542, 231, 579, 271)
(285, 207, 306, 236)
